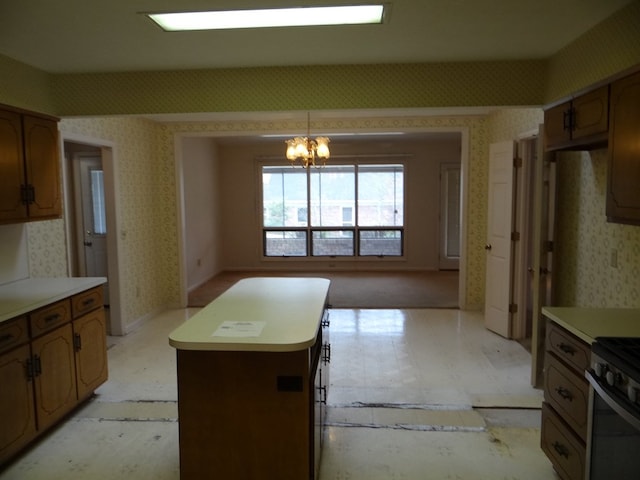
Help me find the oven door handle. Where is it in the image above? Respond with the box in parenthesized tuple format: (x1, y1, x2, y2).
(586, 369, 640, 431)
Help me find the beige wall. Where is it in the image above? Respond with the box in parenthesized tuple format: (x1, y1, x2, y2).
(181, 137, 222, 291)
(214, 136, 461, 272)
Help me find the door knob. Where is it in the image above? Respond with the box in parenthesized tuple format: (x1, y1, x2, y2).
(484, 244, 492, 251)
(84, 241, 93, 247)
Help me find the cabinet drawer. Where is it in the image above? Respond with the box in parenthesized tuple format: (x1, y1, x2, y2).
(544, 352, 589, 441)
(541, 402, 585, 480)
(30, 299, 71, 337)
(546, 322, 590, 374)
(71, 287, 103, 318)
(0, 316, 29, 354)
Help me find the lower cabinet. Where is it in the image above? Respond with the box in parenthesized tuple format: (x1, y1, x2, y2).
(0, 285, 108, 466)
(31, 323, 77, 432)
(74, 308, 108, 400)
(0, 344, 37, 463)
(541, 320, 590, 480)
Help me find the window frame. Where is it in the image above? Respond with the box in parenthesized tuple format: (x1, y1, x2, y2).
(260, 157, 407, 260)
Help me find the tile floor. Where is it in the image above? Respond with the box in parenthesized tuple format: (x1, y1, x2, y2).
(0, 308, 559, 480)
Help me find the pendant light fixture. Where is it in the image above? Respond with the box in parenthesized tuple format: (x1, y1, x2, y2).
(285, 113, 330, 168)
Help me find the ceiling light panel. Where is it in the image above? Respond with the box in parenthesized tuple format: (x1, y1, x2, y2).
(147, 5, 385, 31)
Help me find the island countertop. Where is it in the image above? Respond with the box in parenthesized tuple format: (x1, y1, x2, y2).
(0, 277, 107, 323)
(542, 306, 640, 344)
(169, 277, 330, 352)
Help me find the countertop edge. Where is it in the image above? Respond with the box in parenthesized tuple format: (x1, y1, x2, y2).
(542, 306, 640, 344)
(0, 277, 107, 323)
(168, 337, 316, 352)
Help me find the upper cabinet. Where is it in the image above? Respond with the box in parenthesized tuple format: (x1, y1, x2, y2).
(606, 71, 640, 225)
(0, 106, 61, 225)
(544, 86, 609, 151)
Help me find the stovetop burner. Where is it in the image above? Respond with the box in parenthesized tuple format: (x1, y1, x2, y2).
(593, 337, 640, 383)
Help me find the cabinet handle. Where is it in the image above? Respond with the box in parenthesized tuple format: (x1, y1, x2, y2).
(317, 385, 328, 404)
(555, 386, 573, 401)
(557, 343, 575, 356)
(74, 333, 82, 352)
(322, 343, 331, 365)
(44, 313, 61, 323)
(82, 298, 95, 307)
(0, 333, 14, 343)
(552, 441, 569, 459)
(321, 310, 330, 328)
(33, 355, 42, 376)
(21, 184, 35, 205)
(26, 357, 35, 380)
(562, 108, 575, 132)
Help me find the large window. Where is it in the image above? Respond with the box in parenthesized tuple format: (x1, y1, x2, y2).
(262, 163, 404, 257)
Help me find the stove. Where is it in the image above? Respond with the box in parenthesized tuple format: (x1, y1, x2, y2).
(586, 336, 640, 480)
(591, 337, 640, 407)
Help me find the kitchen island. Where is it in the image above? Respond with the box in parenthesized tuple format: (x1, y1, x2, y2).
(169, 277, 331, 480)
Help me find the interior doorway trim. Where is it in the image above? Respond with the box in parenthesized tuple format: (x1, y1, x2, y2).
(174, 126, 469, 310)
(61, 132, 124, 336)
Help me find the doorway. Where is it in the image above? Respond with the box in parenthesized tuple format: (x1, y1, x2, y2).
(439, 163, 461, 271)
(71, 152, 110, 304)
(63, 138, 123, 335)
(484, 130, 555, 351)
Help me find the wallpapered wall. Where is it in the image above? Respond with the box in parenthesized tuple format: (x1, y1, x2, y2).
(546, 0, 640, 102)
(55, 117, 179, 327)
(49, 61, 546, 116)
(555, 150, 640, 308)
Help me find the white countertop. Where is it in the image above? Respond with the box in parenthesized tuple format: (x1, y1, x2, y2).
(542, 306, 640, 344)
(0, 277, 107, 323)
(169, 277, 330, 352)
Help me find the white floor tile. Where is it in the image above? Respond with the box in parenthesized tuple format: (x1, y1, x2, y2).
(0, 307, 556, 480)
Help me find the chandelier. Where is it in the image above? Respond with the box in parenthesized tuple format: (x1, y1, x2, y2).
(285, 113, 330, 168)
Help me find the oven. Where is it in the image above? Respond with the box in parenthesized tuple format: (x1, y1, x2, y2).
(585, 337, 640, 480)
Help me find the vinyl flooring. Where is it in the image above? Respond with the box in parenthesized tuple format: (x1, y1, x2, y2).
(0, 308, 559, 480)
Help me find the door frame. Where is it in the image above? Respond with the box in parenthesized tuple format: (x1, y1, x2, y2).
(61, 133, 124, 336)
(439, 162, 461, 271)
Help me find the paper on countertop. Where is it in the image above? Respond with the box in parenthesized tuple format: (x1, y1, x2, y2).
(212, 321, 266, 337)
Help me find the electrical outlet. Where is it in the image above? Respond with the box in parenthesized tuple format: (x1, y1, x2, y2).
(197, 258, 202, 267)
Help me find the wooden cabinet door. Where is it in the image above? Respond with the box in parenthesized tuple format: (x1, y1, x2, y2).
(22, 115, 61, 220)
(544, 101, 572, 149)
(607, 71, 640, 224)
(0, 109, 27, 223)
(571, 86, 609, 140)
(0, 344, 37, 464)
(74, 309, 109, 400)
(31, 324, 77, 431)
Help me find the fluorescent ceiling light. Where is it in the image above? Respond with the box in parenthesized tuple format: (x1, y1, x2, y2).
(147, 5, 385, 31)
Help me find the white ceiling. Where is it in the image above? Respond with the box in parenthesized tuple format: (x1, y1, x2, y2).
(0, 0, 633, 74)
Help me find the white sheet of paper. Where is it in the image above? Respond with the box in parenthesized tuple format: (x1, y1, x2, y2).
(212, 321, 266, 337)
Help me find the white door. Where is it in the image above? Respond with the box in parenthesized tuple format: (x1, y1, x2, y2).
(439, 163, 461, 270)
(484, 141, 516, 338)
(75, 155, 110, 304)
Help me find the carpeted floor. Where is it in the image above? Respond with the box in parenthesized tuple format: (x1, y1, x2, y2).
(188, 270, 459, 309)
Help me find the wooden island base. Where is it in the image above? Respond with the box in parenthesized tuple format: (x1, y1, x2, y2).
(170, 278, 330, 480)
